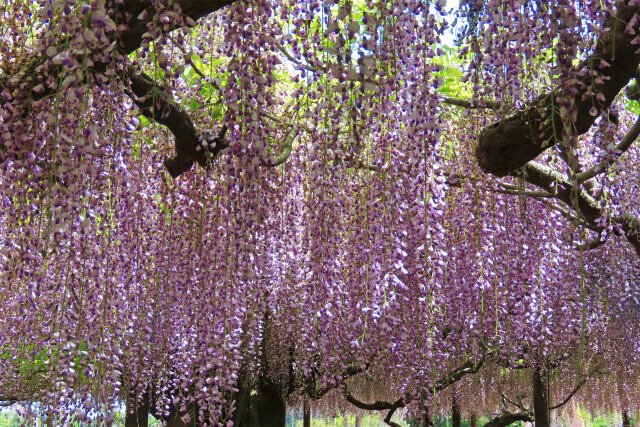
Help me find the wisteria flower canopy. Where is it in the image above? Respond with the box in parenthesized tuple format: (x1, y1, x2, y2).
(1, 0, 640, 426)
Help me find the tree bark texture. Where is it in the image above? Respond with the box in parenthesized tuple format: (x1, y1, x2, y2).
(532, 363, 550, 427)
(232, 380, 286, 427)
(483, 411, 534, 427)
(476, 3, 640, 176)
(451, 387, 461, 427)
(303, 396, 311, 427)
(125, 391, 150, 427)
(470, 412, 478, 427)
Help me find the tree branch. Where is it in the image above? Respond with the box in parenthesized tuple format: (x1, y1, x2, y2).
(548, 377, 588, 410)
(443, 97, 500, 110)
(482, 410, 534, 427)
(1, 0, 238, 176)
(124, 67, 230, 177)
(434, 357, 486, 392)
(1, 1, 237, 99)
(575, 115, 640, 183)
(476, 3, 640, 176)
(303, 364, 367, 400)
(615, 214, 640, 254)
(343, 357, 485, 427)
(261, 126, 298, 168)
(383, 400, 405, 427)
(549, 364, 602, 410)
(343, 392, 401, 411)
(510, 161, 640, 254)
(500, 391, 528, 412)
(511, 161, 602, 229)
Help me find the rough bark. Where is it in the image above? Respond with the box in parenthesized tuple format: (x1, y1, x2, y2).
(232, 380, 286, 427)
(125, 391, 150, 427)
(344, 357, 485, 427)
(476, 3, 640, 176)
(470, 412, 478, 427)
(532, 363, 550, 427)
(451, 387, 461, 427)
(303, 397, 311, 427)
(2, 1, 237, 100)
(514, 162, 640, 256)
(124, 68, 229, 177)
(0, 0, 238, 177)
(114, 0, 238, 55)
(483, 410, 534, 427)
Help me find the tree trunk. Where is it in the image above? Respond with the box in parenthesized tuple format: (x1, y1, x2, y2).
(163, 402, 199, 427)
(451, 387, 461, 427)
(623, 409, 632, 427)
(232, 380, 286, 427)
(303, 397, 311, 427)
(355, 414, 361, 427)
(532, 362, 550, 427)
(125, 391, 150, 427)
(483, 411, 534, 427)
(231, 310, 286, 427)
(423, 409, 434, 427)
(470, 413, 477, 427)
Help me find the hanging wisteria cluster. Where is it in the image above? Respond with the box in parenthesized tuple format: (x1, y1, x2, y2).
(2, 0, 640, 425)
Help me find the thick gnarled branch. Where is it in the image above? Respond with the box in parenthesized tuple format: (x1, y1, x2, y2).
(443, 97, 500, 110)
(512, 161, 640, 255)
(434, 357, 486, 392)
(0, 0, 238, 176)
(512, 162, 602, 228)
(575, 115, 640, 183)
(125, 68, 211, 177)
(344, 393, 402, 411)
(476, 3, 640, 176)
(483, 410, 534, 427)
(343, 357, 486, 427)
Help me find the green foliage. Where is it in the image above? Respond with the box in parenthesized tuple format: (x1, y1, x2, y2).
(573, 406, 625, 427)
(431, 415, 497, 427)
(624, 99, 640, 115)
(0, 413, 22, 427)
(291, 413, 401, 427)
(433, 46, 468, 99)
(0, 411, 161, 426)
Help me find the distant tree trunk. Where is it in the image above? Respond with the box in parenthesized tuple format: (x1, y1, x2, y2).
(532, 361, 550, 427)
(231, 311, 286, 427)
(122, 376, 285, 427)
(164, 411, 194, 427)
(163, 401, 199, 427)
(125, 390, 150, 427)
(470, 412, 478, 427)
(303, 397, 311, 427)
(355, 414, 361, 427)
(452, 387, 461, 427)
(618, 372, 632, 427)
(232, 379, 286, 427)
(423, 408, 434, 427)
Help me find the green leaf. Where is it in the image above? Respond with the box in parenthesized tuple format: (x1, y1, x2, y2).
(625, 99, 640, 115)
(189, 98, 202, 111)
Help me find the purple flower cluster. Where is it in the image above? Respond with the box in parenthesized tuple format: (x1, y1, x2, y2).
(0, 0, 639, 424)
